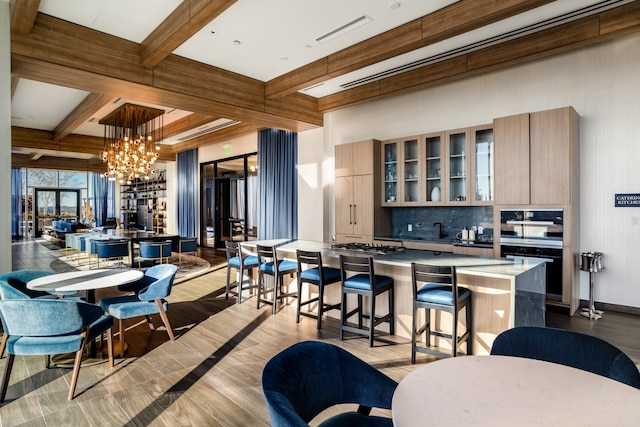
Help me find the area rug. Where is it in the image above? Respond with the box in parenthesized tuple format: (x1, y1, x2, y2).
(48, 245, 212, 284)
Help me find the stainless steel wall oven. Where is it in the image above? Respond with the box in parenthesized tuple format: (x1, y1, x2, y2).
(500, 209, 564, 300)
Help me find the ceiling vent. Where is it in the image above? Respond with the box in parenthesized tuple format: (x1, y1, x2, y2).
(316, 15, 373, 44)
(341, 0, 633, 89)
(177, 120, 241, 142)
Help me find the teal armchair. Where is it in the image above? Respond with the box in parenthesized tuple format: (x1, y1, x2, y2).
(0, 299, 114, 401)
(99, 264, 178, 357)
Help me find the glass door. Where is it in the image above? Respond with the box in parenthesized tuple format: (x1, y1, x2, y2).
(403, 138, 419, 203)
(447, 129, 470, 205)
(34, 188, 80, 236)
(473, 126, 494, 204)
(383, 141, 398, 204)
(424, 133, 443, 204)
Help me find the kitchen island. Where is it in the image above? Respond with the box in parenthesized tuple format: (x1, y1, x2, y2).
(241, 239, 546, 355)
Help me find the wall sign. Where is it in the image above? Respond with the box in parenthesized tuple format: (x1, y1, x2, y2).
(615, 193, 640, 207)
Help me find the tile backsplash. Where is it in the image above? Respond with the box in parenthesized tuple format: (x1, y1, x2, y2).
(389, 206, 493, 242)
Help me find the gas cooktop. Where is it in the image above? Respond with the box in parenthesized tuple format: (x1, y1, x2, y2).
(330, 242, 407, 255)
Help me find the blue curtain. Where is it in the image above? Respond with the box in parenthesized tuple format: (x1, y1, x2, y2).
(258, 129, 298, 240)
(177, 149, 198, 238)
(11, 169, 22, 237)
(91, 173, 109, 226)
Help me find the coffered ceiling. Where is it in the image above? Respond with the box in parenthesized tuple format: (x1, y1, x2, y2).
(9, 0, 640, 172)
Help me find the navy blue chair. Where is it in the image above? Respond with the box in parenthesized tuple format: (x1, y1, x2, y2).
(262, 340, 397, 427)
(295, 250, 341, 330)
(410, 263, 471, 361)
(137, 240, 172, 268)
(339, 255, 394, 347)
(256, 245, 298, 315)
(0, 299, 114, 401)
(172, 237, 198, 264)
(225, 241, 261, 303)
(99, 264, 178, 357)
(95, 240, 131, 268)
(490, 326, 640, 389)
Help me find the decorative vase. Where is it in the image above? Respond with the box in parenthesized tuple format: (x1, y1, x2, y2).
(431, 186, 441, 202)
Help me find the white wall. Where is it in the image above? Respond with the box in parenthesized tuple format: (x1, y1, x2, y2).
(303, 32, 640, 308)
(297, 128, 325, 241)
(1, 1, 12, 273)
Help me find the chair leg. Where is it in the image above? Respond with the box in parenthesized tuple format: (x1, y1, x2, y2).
(0, 354, 15, 403)
(358, 295, 364, 329)
(0, 333, 7, 359)
(155, 300, 175, 341)
(296, 281, 304, 324)
(388, 287, 395, 335)
(369, 291, 375, 347)
(425, 308, 431, 348)
(119, 318, 125, 358)
(467, 301, 473, 355)
(340, 290, 347, 341)
(411, 304, 418, 364)
(452, 308, 459, 358)
(106, 327, 114, 368)
(68, 343, 85, 400)
(225, 267, 232, 299)
(317, 285, 324, 330)
(145, 315, 156, 331)
(256, 272, 263, 309)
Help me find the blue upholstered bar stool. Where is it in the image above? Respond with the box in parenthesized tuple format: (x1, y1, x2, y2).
(295, 250, 341, 330)
(95, 240, 131, 268)
(225, 241, 261, 303)
(411, 263, 471, 362)
(256, 244, 298, 315)
(339, 255, 395, 347)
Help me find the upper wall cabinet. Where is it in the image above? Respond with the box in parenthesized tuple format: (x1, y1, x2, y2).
(494, 107, 579, 205)
(382, 126, 493, 207)
(382, 136, 422, 206)
(471, 125, 495, 205)
(336, 140, 374, 177)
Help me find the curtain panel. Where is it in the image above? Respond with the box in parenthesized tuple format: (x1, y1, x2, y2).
(257, 129, 298, 240)
(11, 169, 22, 237)
(177, 149, 198, 238)
(91, 173, 110, 226)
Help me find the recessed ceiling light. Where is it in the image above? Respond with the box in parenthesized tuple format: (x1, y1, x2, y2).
(280, 56, 288, 61)
(305, 44, 312, 49)
(389, 2, 401, 10)
(233, 40, 241, 46)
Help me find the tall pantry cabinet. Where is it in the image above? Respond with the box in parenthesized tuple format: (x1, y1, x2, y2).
(335, 139, 389, 243)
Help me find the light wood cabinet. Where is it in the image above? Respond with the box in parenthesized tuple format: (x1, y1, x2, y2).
(494, 107, 578, 206)
(335, 139, 388, 244)
(494, 113, 530, 205)
(382, 136, 422, 206)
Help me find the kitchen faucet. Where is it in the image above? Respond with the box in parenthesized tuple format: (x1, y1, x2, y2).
(433, 222, 446, 239)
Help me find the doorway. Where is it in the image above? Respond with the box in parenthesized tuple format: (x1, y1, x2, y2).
(33, 188, 81, 237)
(201, 154, 258, 249)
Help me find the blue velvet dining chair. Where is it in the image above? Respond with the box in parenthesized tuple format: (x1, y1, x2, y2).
(99, 264, 178, 357)
(490, 326, 640, 389)
(95, 240, 131, 268)
(0, 299, 114, 402)
(137, 241, 172, 268)
(0, 270, 76, 299)
(262, 340, 398, 427)
(172, 237, 198, 265)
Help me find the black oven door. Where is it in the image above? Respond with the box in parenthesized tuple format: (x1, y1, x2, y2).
(500, 245, 563, 300)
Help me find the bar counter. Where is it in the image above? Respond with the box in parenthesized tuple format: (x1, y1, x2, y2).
(242, 239, 546, 355)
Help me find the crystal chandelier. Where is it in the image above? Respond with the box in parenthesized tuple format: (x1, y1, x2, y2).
(100, 103, 164, 184)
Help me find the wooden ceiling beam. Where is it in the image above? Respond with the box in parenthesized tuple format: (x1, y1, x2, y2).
(318, 2, 640, 112)
(12, 153, 106, 173)
(10, 0, 40, 34)
(140, 0, 237, 68)
(162, 113, 219, 139)
(11, 13, 322, 131)
(53, 93, 113, 141)
(265, 0, 552, 100)
(12, 127, 175, 162)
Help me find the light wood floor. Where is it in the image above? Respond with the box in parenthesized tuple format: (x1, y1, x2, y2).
(2, 239, 640, 426)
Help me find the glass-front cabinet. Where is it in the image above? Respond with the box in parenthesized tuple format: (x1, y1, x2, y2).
(471, 125, 494, 204)
(381, 126, 491, 207)
(383, 137, 422, 206)
(403, 137, 420, 203)
(424, 132, 444, 205)
(383, 141, 398, 204)
(446, 129, 471, 205)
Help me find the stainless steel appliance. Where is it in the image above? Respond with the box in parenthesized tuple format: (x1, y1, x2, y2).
(330, 242, 406, 255)
(500, 209, 564, 300)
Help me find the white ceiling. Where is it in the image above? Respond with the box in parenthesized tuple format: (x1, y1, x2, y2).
(10, 0, 630, 149)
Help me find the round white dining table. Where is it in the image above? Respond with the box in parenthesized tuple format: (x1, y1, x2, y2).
(27, 269, 143, 303)
(392, 355, 640, 426)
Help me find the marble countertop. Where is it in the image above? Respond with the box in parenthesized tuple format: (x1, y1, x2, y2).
(241, 239, 542, 279)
